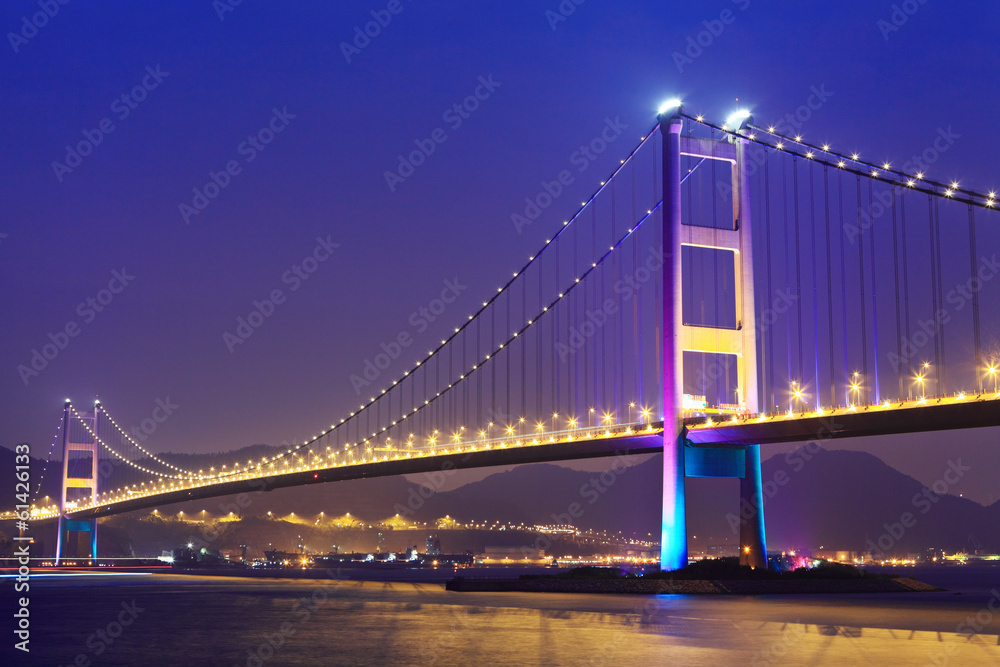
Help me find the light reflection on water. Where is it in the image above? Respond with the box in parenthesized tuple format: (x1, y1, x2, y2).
(13, 567, 1000, 666)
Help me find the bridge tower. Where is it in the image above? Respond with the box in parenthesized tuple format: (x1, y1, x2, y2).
(660, 107, 767, 570)
(55, 400, 100, 564)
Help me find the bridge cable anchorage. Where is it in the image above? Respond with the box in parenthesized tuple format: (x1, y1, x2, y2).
(256, 125, 664, 471)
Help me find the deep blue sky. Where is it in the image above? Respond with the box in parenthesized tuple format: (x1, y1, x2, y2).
(3, 2, 1000, 500)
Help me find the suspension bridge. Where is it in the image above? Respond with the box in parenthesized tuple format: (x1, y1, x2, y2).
(16, 101, 1000, 570)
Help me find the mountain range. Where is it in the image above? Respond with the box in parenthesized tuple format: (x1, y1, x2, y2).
(3, 443, 998, 554)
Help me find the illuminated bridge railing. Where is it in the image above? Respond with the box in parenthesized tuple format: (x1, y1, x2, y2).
(24, 420, 663, 520)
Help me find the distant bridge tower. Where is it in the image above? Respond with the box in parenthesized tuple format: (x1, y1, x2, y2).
(55, 400, 99, 564)
(660, 105, 768, 571)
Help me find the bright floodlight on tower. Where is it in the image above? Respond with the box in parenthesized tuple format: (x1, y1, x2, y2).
(727, 108, 752, 129)
(658, 98, 683, 115)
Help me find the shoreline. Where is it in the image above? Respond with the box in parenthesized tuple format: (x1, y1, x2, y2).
(445, 576, 944, 595)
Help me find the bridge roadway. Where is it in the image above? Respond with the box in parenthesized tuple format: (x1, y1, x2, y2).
(45, 393, 1000, 521)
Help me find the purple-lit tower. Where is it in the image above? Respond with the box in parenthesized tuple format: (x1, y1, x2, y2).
(658, 104, 767, 570)
(55, 400, 100, 563)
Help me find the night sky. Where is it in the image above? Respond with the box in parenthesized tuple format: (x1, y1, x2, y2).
(3, 2, 1000, 502)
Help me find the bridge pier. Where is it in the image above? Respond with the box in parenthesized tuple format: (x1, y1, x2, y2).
(739, 444, 768, 569)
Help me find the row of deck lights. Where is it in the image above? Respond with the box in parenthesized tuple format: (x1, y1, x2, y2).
(39, 408, 660, 516)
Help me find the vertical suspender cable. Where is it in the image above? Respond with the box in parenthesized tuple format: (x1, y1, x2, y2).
(838, 171, 850, 404)
(633, 159, 642, 411)
(490, 297, 495, 423)
(856, 176, 869, 404)
(936, 199, 946, 393)
(537, 254, 543, 417)
(968, 205, 983, 391)
(477, 315, 482, 428)
(794, 157, 804, 390)
(764, 155, 775, 410)
(518, 276, 528, 423)
(810, 161, 820, 408)
(554, 234, 560, 416)
(783, 158, 793, 409)
(505, 288, 510, 421)
(892, 185, 903, 399)
(867, 180, 881, 403)
(900, 191, 912, 396)
(572, 210, 579, 418)
(612, 179, 619, 417)
(824, 165, 836, 405)
(928, 195, 941, 382)
(592, 204, 599, 413)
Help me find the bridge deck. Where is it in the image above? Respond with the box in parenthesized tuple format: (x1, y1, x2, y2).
(35, 394, 1000, 521)
(686, 394, 1000, 445)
